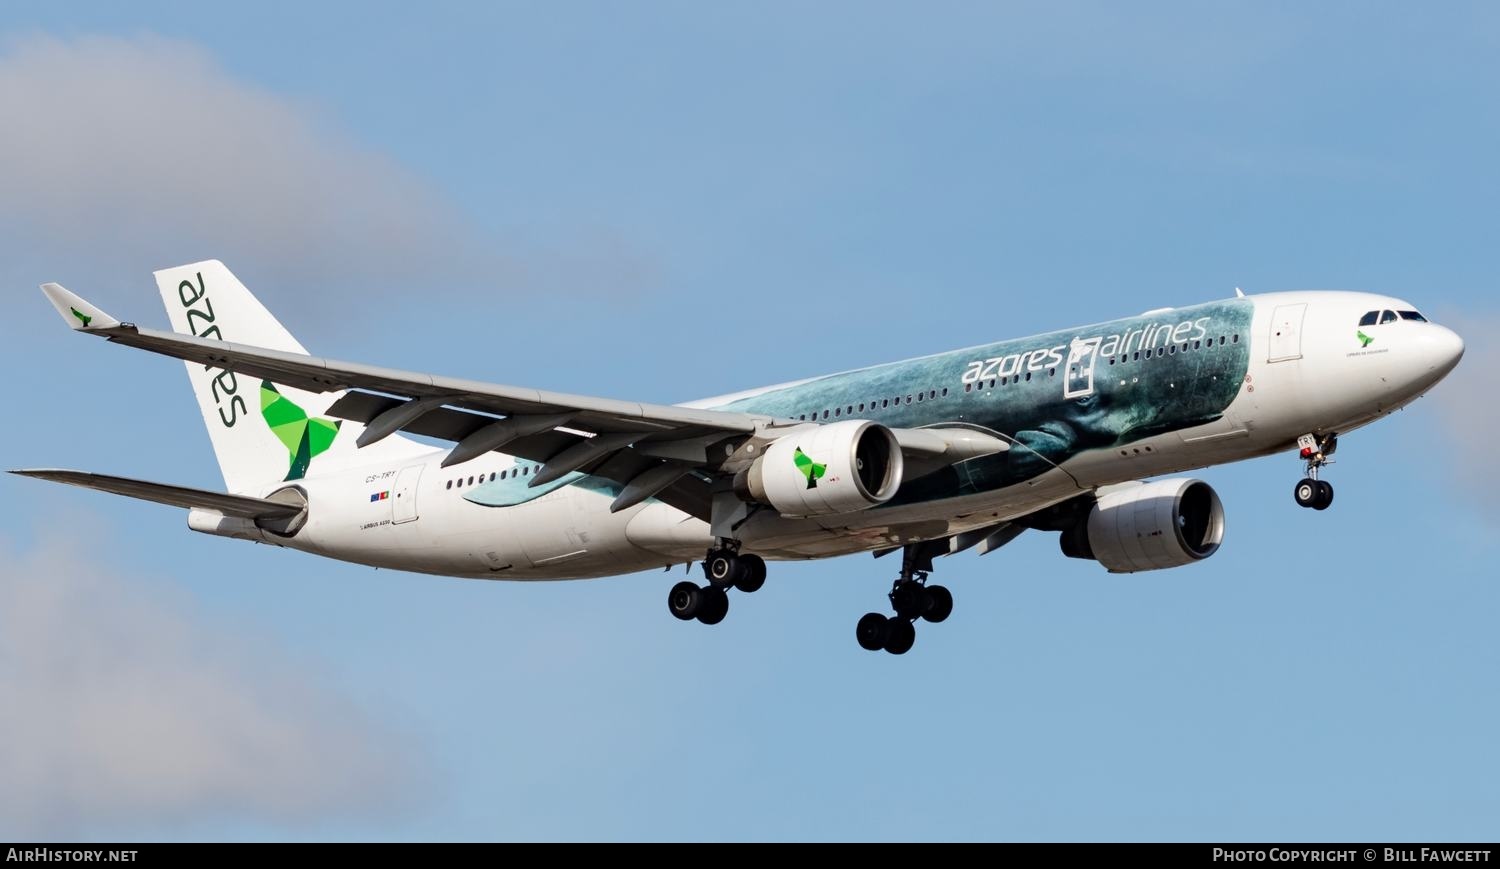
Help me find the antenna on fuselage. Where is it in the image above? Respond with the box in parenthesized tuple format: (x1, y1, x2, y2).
(1234, 287, 1246, 298)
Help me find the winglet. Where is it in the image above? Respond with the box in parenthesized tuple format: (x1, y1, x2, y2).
(40, 283, 121, 331)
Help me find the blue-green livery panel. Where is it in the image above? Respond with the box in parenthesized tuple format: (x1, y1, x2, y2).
(714, 299, 1254, 501)
(467, 299, 1253, 510)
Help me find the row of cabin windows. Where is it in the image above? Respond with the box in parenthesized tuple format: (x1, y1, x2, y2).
(1103, 333, 1239, 366)
(446, 465, 532, 490)
(961, 334, 1241, 392)
(760, 332, 1245, 420)
(794, 388, 951, 422)
(1358, 309, 1427, 326)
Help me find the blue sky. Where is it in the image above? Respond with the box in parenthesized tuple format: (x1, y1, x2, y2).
(1, 2, 1496, 841)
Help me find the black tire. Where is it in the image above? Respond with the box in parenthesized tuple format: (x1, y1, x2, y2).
(923, 585, 953, 623)
(884, 617, 916, 655)
(891, 581, 930, 620)
(1314, 480, 1334, 511)
(668, 581, 701, 621)
(706, 552, 745, 588)
(736, 554, 767, 593)
(696, 586, 730, 625)
(856, 612, 889, 651)
(1293, 478, 1320, 509)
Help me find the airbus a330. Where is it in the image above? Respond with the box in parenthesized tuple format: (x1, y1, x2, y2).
(17, 261, 1464, 654)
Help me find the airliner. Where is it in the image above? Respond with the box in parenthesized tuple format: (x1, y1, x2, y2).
(16, 261, 1464, 655)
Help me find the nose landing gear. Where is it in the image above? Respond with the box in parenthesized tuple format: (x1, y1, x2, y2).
(1293, 433, 1337, 511)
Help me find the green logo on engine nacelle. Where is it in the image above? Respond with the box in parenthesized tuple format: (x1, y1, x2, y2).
(793, 447, 827, 490)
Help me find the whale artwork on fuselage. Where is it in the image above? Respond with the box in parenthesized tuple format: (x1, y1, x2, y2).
(19, 262, 1463, 655)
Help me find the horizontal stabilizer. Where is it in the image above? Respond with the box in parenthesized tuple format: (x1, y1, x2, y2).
(40, 283, 121, 331)
(9, 469, 302, 520)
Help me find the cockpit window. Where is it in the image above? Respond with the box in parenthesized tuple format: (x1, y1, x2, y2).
(1399, 310, 1428, 322)
(1380, 310, 1398, 324)
(1359, 311, 1379, 327)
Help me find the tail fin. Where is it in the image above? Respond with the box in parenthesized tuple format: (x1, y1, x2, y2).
(154, 260, 426, 493)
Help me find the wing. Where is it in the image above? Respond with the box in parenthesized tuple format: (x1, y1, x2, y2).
(40, 284, 1009, 521)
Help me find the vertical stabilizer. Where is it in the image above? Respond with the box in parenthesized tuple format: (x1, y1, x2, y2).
(154, 260, 426, 493)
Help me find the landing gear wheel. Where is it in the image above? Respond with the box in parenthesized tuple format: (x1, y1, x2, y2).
(705, 551, 747, 588)
(696, 587, 729, 625)
(1294, 478, 1320, 509)
(856, 612, 890, 651)
(1314, 480, 1334, 511)
(922, 585, 953, 623)
(891, 581, 930, 620)
(668, 581, 701, 621)
(883, 617, 916, 655)
(735, 554, 767, 593)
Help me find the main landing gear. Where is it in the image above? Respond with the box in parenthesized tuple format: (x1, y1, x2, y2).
(667, 541, 766, 625)
(855, 543, 952, 656)
(1293, 432, 1337, 511)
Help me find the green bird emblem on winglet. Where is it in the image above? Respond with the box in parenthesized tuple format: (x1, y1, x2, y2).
(259, 381, 342, 481)
(793, 447, 827, 490)
(1357, 330, 1374, 348)
(70, 307, 92, 328)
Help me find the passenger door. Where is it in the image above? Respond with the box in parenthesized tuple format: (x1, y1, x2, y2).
(391, 464, 423, 524)
(1268, 303, 1307, 363)
(1064, 337, 1102, 399)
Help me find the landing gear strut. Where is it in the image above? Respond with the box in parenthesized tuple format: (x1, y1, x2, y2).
(855, 542, 952, 656)
(1293, 432, 1337, 511)
(667, 540, 766, 624)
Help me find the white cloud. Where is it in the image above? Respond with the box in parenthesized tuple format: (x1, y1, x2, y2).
(0, 34, 656, 328)
(1431, 316, 1498, 521)
(0, 531, 418, 836)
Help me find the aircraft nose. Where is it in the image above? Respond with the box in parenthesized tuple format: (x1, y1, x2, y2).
(1427, 324, 1465, 376)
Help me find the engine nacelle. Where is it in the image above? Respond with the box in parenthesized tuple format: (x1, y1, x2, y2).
(739, 420, 904, 517)
(1061, 478, 1225, 573)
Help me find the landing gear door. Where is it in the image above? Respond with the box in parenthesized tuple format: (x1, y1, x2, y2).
(1268, 303, 1307, 363)
(391, 464, 423, 524)
(1063, 337, 1102, 399)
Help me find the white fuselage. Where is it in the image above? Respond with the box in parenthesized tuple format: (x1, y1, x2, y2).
(243, 291, 1462, 580)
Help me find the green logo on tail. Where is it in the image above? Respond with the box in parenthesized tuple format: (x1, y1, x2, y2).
(260, 381, 342, 481)
(793, 447, 827, 490)
(1357, 330, 1374, 348)
(70, 307, 92, 328)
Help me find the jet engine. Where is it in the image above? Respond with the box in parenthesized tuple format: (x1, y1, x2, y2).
(1060, 478, 1225, 573)
(737, 420, 903, 517)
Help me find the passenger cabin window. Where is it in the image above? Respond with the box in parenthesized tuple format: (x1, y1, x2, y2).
(1380, 310, 1398, 324)
(1400, 310, 1428, 322)
(1359, 311, 1379, 327)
